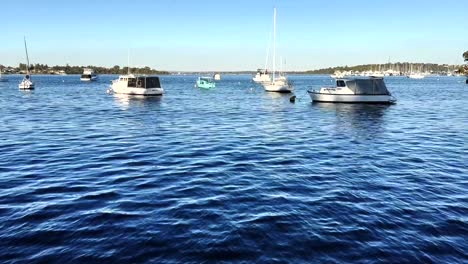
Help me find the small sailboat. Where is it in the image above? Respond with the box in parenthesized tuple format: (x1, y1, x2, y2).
(19, 37, 34, 89)
(262, 8, 293, 93)
(196, 77, 216, 89)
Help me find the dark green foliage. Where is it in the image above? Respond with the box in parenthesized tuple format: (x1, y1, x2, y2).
(9, 64, 169, 75)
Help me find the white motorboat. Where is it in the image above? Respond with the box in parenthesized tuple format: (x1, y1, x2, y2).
(80, 68, 97, 81)
(262, 8, 293, 93)
(213, 73, 221, 81)
(109, 74, 164, 96)
(19, 37, 34, 89)
(253, 69, 271, 83)
(308, 77, 396, 104)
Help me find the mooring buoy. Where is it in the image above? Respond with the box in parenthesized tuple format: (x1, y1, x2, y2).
(289, 95, 296, 103)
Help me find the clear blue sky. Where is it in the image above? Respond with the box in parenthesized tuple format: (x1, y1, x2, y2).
(1, 0, 467, 71)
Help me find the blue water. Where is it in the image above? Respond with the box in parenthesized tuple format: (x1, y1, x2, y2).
(0, 74, 467, 263)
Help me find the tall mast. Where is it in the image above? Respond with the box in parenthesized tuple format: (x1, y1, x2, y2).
(272, 7, 276, 82)
(264, 31, 271, 72)
(24, 37, 30, 74)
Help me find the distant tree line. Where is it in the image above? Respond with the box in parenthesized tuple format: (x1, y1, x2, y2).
(5, 63, 169, 75)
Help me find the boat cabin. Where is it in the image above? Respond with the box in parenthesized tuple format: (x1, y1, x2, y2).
(336, 77, 390, 95)
(199, 77, 214, 83)
(257, 69, 268, 74)
(119, 76, 161, 89)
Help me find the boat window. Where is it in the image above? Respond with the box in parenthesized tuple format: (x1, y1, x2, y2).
(136, 77, 145, 88)
(336, 80, 346, 87)
(127, 78, 136, 87)
(146, 77, 161, 88)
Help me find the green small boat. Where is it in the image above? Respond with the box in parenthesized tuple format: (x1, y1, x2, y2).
(196, 77, 216, 89)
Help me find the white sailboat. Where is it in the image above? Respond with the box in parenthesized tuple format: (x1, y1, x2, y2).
(18, 37, 35, 89)
(263, 7, 293, 93)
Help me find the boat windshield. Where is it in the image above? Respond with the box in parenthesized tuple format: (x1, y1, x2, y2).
(81, 74, 91, 78)
(146, 77, 161, 88)
(336, 80, 346, 87)
(128, 77, 161, 88)
(200, 78, 213, 82)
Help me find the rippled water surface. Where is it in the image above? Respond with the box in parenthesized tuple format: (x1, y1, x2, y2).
(0, 74, 467, 263)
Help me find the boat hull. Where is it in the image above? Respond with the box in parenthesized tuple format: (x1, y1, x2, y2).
(196, 83, 215, 89)
(253, 75, 271, 83)
(111, 86, 164, 96)
(80, 76, 98, 81)
(308, 91, 395, 104)
(263, 83, 292, 93)
(19, 84, 35, 89)
(80, 77, 97, 82)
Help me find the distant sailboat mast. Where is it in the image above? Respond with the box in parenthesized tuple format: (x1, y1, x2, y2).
(264, 31, 271, 72)
(272, 7, 276, 83)
(24, 37, 30, 75)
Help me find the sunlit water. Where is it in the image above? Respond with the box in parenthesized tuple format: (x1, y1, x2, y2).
(0, 74, 467, 263)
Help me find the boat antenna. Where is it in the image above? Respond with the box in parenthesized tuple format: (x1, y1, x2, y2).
(24, 36, 30, 74)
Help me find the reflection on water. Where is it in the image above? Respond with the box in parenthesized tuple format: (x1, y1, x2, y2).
(113, 94, 162, 110)
(314, 103, 391, 138)
(263, 91, 290, 99)
(19, 89, 35, 96)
